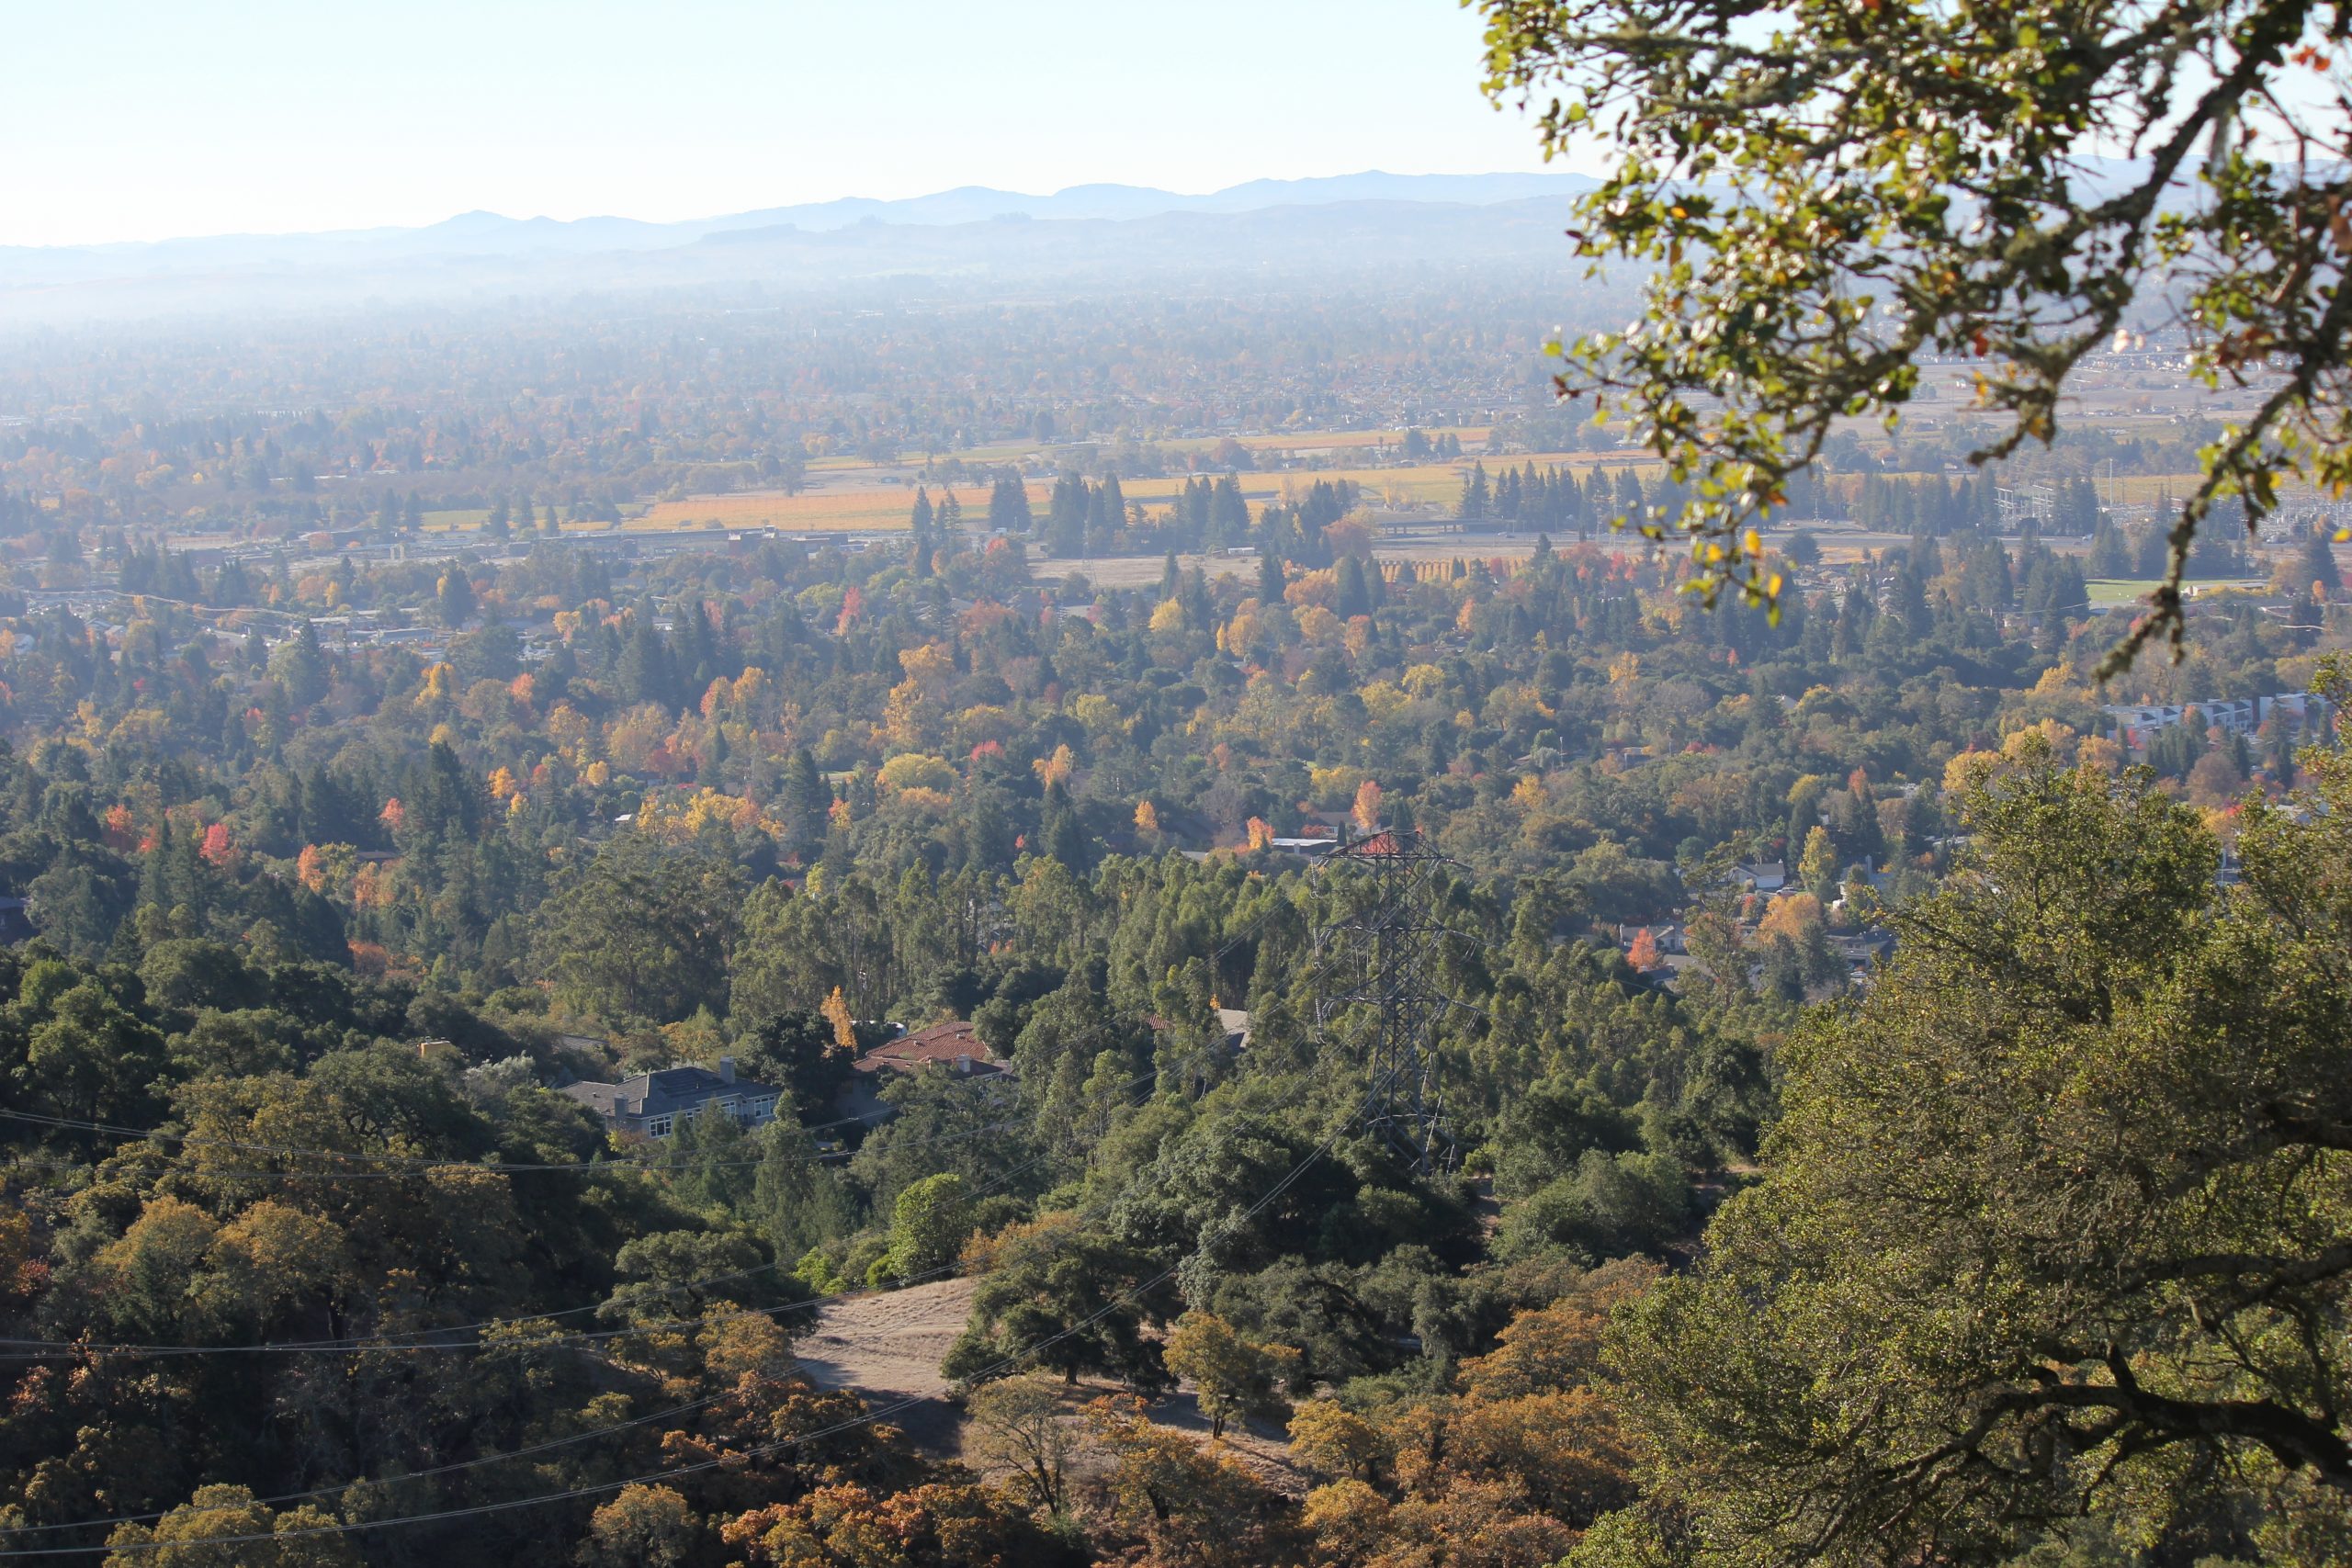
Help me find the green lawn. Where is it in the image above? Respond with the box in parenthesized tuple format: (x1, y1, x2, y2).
(2085, 577, 2268, 606)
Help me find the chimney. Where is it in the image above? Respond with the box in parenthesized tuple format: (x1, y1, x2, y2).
(718, 1055, 736, 1084)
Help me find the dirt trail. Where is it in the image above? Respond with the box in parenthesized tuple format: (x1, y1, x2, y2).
(791, 1276, 1313, 1484)
(794, 1277, 977, 1451)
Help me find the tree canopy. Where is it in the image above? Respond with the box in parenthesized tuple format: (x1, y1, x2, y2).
(1582, 720, 2352, 1565)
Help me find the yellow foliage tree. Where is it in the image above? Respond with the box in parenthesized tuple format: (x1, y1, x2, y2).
(876, 752, 956, 794)
(882, 680, 939, 750)
(1162, 1311, 1300, 1438)
(578, 1483, 698, 1568)
(1070, 693, 1122, 736)
(896, 641, 955, 694)
(1758, 891, 1825, 944)
(102, 1484, 357, 1568)
(412, 661, 455, 711)
(1297, 605, 1341, 643)
(1797, 824, 1839, 893)
(1289, 1400, 1393, 1482)
(820, 987, 857, 1056)
(1941, 750, 1997, 796)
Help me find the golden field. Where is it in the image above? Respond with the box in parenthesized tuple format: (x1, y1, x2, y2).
(627, 451, 1653, 534)
(630, 484, 1000, 533)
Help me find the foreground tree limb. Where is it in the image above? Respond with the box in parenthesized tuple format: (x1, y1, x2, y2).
(1578, 705, 2352, 1564)
(1477, 0, 2352, 671)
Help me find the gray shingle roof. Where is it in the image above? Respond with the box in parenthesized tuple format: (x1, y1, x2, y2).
(560, 1064, 780, 1120)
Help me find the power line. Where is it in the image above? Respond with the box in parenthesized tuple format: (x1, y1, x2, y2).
(14, 1078, 1381, 1559)
(0, 1081, 1008, 1174)
(0, 1157, 1056, 1360)
(0, 1097, 993, 1185)
(0, 1142, 1076, 1541)
(0, 1076, 1157, 1361)
(1311, 828, 1470, 1173)
(0, 1058, 1091, 1179)
(0, 1072, 1243, 1555)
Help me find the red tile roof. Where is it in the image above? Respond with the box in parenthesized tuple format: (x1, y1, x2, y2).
(855, 1020, 1001, 1075)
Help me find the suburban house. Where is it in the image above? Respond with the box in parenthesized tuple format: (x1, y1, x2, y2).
(2102, 692, 2335, 751)
(1617, 921, 1688, 956)
(830, 1019, 1012, 1127)
(560, 1056, 782, 1140)
(854, 1019, 1007, 1079)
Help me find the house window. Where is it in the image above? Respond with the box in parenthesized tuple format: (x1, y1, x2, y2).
(644, 1115, 673, 1138)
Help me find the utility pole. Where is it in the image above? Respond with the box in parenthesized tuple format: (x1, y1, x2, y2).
(1310, 828, 1464, 1174)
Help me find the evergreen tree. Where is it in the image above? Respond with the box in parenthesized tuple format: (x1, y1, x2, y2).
(2088, 515, 2132, 576)
(1210, 475, 1250, 546)
(616, 617, 673, 709)
(1458, 461, 1490, 523)
(2297, 523, 2344, 594)
(1335, 555, 1372, 620)
(1613, 467, 1646, 525)
(1040, 782, 1088, 872)
(435, 567, 476, 627)
(1045, 472, 1089, 558)
(269, 621, 331, 707)
(783, 747, 828, 849)
(989, 475, 1033, 535)
(909, 485, 935, 574)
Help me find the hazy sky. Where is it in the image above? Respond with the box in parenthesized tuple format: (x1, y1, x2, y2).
(7, 0, 1566, 247)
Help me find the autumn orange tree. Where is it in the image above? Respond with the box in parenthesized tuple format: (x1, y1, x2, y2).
(719, 1482, 1054, 1568)
(1286, 1262, 1651, 1568)
(1085, 1394, 1305, 1568)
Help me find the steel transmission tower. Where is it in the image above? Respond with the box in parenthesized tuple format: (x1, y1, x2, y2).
(1310, 828, 1464, 1173)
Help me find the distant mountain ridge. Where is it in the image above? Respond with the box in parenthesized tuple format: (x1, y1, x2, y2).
(694, 171, 1600, 238)
(0, 173, 1606, 324)
(7, 171, 1599, 265)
